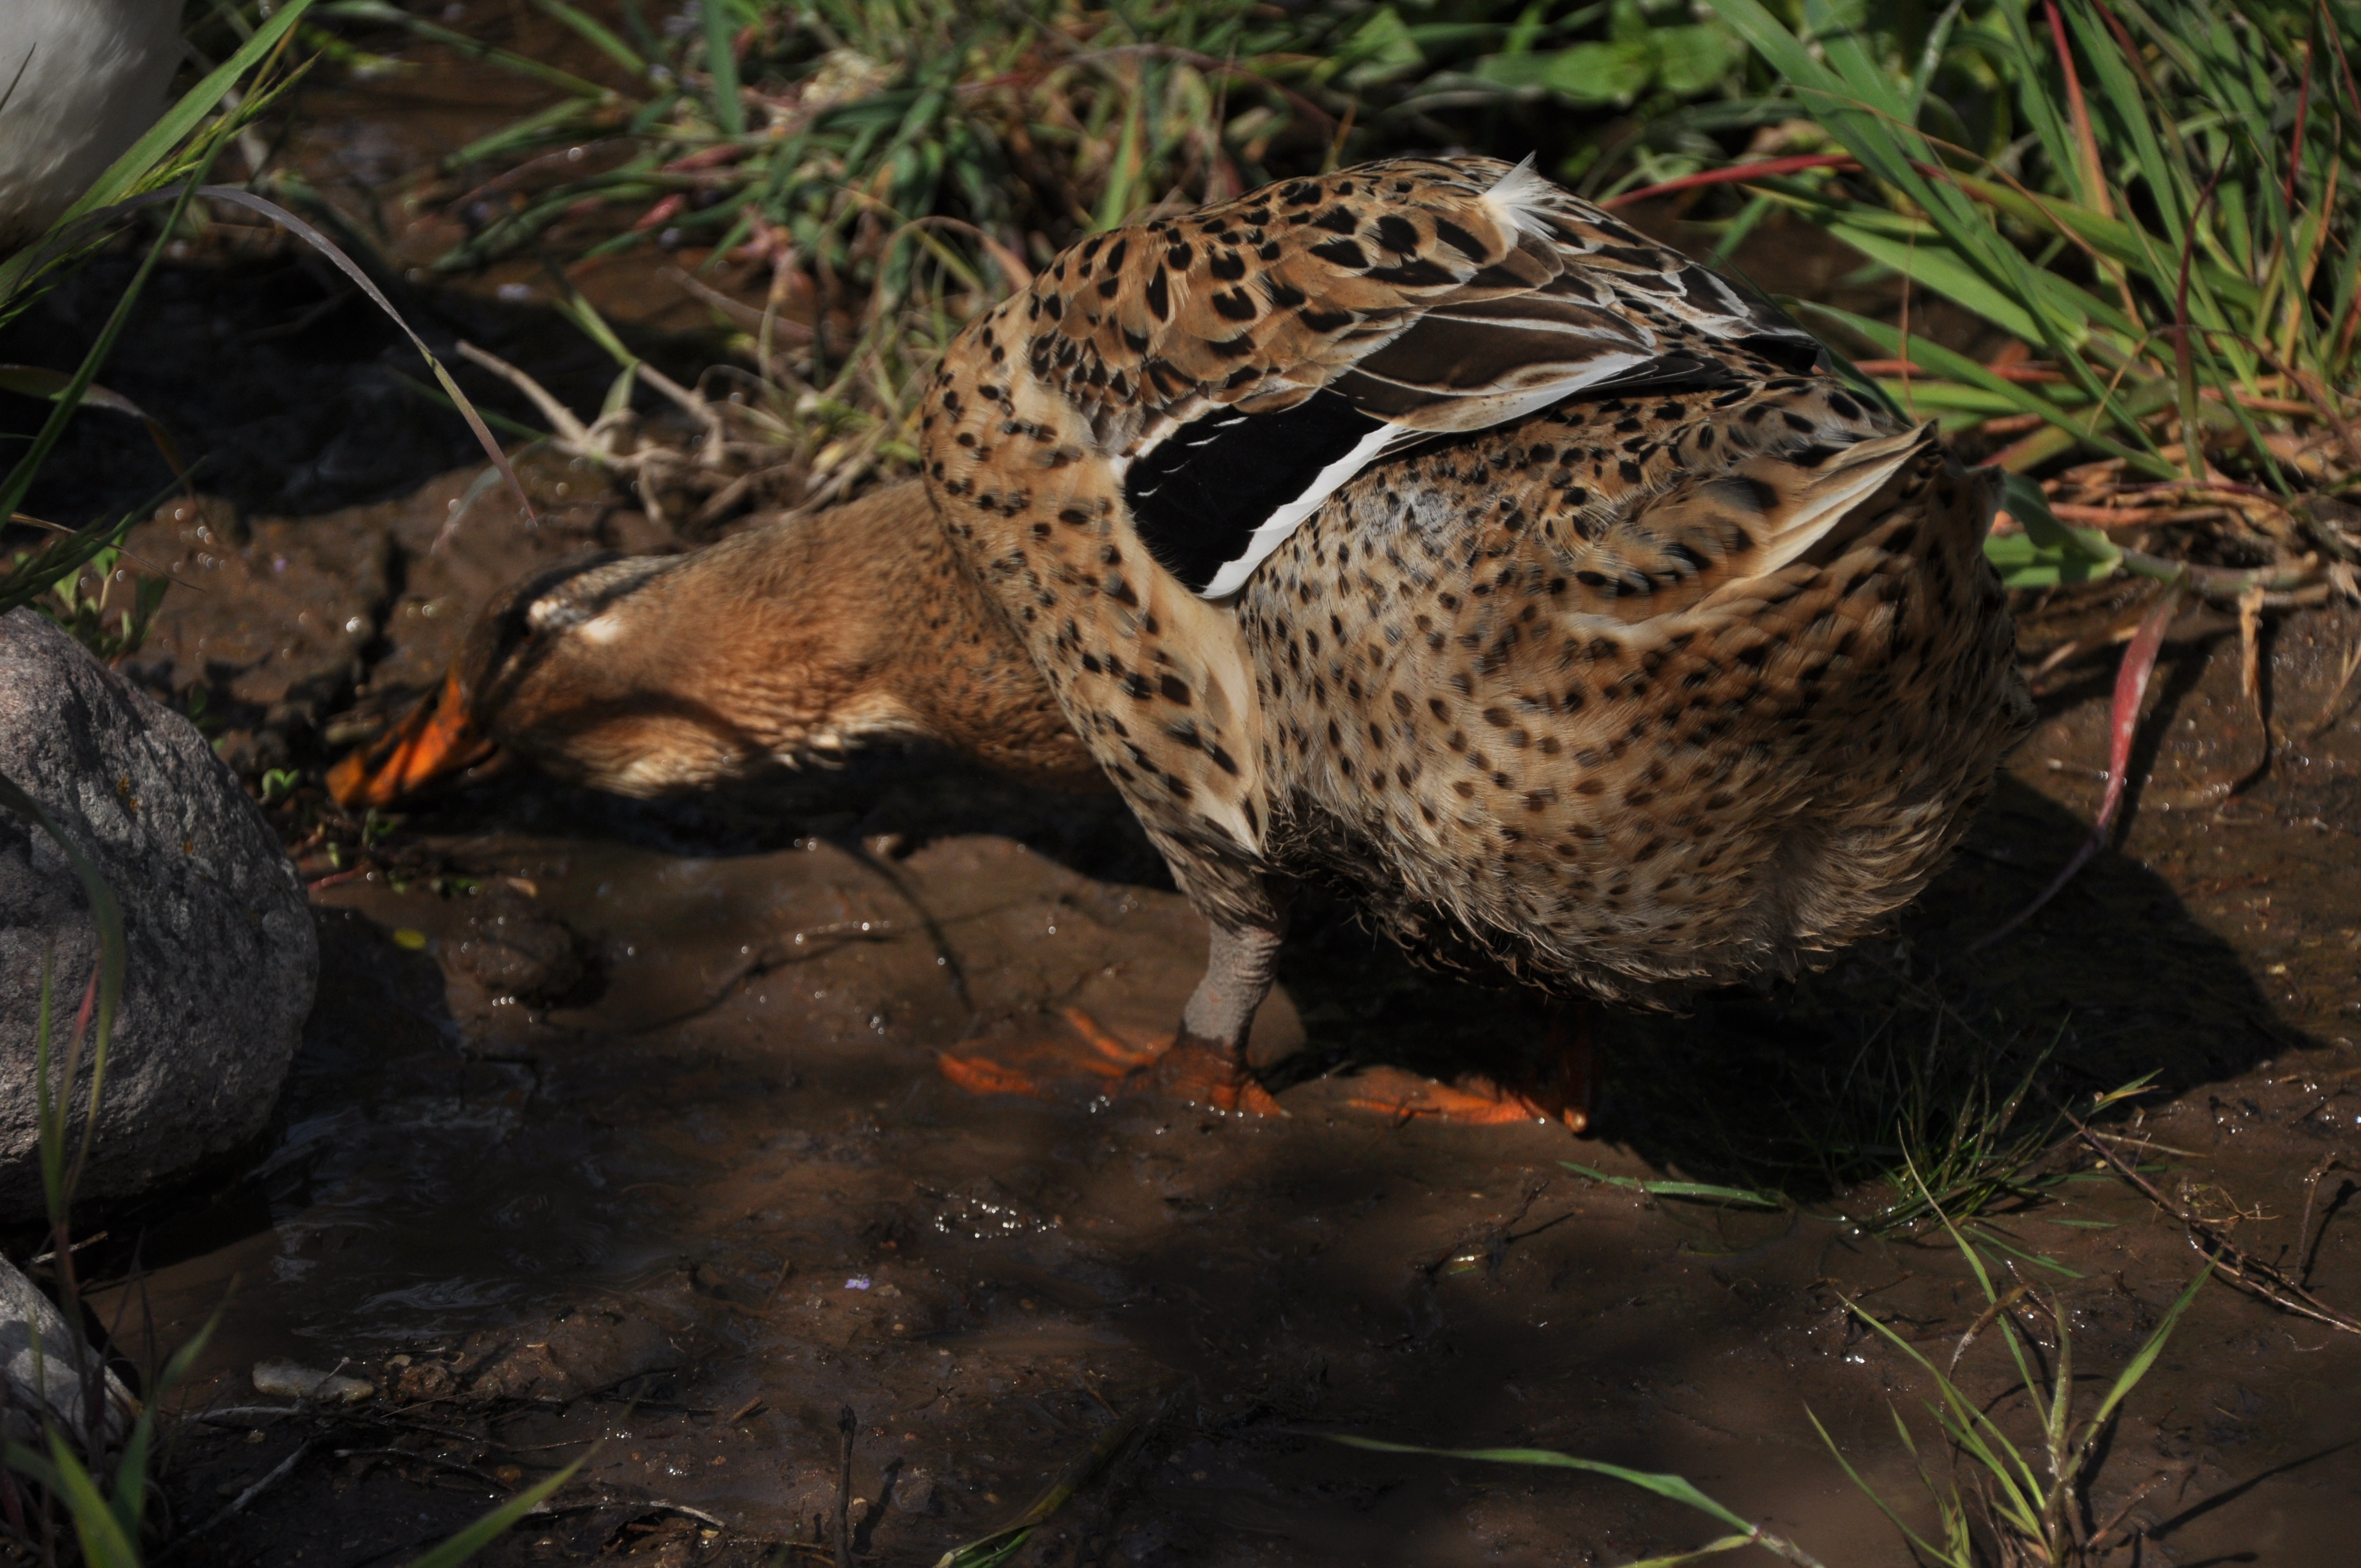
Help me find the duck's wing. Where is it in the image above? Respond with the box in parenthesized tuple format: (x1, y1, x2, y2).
(1541, 422, 1975, 626)
(1019, 155, 1823, 598)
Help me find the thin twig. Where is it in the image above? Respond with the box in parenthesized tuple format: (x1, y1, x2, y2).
(184, 1404, 304, 1424)
(2297, 1157, 2354, 1288)
(833, 1404, 855, 1568)
(2304, 638, 2361, 738)
(164, 1440, 314, 1555)
(334, 1446, 510, 1490)
(522, 1495, 729, 1528)
(1971, 579, 2184, 951)
(2070, 1116, 2361, 1333)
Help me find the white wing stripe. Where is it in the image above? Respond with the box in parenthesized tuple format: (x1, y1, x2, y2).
(1198, 422, 1416, 600)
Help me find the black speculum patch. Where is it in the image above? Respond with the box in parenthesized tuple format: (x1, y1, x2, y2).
(1124, 389, 1388, 594)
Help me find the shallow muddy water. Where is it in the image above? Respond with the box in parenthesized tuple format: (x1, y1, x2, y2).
(4, 12, 2360, 1564)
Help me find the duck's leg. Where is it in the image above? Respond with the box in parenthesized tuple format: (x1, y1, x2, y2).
(1343, 998, 1597, 1131)
(1123, 919, 1289, 1115)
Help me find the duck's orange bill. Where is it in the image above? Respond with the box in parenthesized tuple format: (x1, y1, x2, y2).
(327, 671, 498, 810)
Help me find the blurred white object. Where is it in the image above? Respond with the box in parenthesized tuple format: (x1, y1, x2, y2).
(0, 0, 185, 248)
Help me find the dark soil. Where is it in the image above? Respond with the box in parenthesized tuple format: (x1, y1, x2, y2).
(4, 13, 2359, 1566)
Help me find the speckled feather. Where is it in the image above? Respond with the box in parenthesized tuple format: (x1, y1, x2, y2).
(922, 156, 2030, 1002)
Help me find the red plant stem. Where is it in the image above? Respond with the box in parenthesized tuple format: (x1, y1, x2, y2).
(71, 967, 96, 1047)
(1601, 154, 1861, 209)
(662, 144, 754, 173)
(1968, 580, 2184, 953)
(2324, 0, 2361, 124)
(2044, 0, 2114, 219)
(633, 192, 689, 232)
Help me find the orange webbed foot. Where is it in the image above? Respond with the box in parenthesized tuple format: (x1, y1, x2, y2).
(1342, 1011, 1596, 1131)
(938, 1010, 1283, 1116)
(1344, 1069, 1588, 1131)
(937, 1006, 1158, 1099)
(1122, 1036, 1287, 1117)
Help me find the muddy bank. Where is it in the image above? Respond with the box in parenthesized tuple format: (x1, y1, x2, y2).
(39, 433, 2360, 1564)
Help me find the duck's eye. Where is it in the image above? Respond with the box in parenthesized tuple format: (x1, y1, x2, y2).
(526, 597, 591, 633)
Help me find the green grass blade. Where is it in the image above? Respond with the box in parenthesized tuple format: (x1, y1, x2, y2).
(1559, 1162, 1785, 1208)
(1330, 1437, 1756, 1534)
(109, 1415, 153, 1540)
(187, 185, 538, 529)
(1704, 0, 2113, 368)
(1792, 300, 2164, 472)
(933, 1396, 1165, 1568)
(317, 2, 616, 99)
(0, 172, 208, 528)
(403, 1462, 581, 1568)
(39, 1432, 139, 1568)
(1965, 1223, 2086, 1280)
(1906, 0, 1968, 124)
(1623, 1536, 1759, 1567)
(2003, 471, 2123, 576)
(533, 0, 647, 76)
(703, 0, 746, 138)
(1817, 221, 2060, 346)
(1805, 1406, 1965, 1568)
(2085, 1263, 2210, 1437)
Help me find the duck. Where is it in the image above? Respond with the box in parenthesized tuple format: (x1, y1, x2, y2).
(0, 0, 186, 249)
(917, 154, 2032, 1117)
(338, 154, 2032, 1129)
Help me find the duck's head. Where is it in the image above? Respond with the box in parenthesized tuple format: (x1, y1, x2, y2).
(329, 481, 1105, 812)
(331, 554, 677, 809)
(329, 533, 932, 810)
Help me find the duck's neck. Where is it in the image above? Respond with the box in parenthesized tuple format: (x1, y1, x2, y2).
(685, 481, 1105, 788)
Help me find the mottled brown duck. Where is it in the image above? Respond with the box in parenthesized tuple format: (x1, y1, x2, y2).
(337, 154, 2031, 1129)
(917, 153, 2031, 1118)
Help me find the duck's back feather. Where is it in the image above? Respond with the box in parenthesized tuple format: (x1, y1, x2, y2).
(1005, 155, 1821, 599)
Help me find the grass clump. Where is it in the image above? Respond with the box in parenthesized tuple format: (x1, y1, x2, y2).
(1340, 1176, 2207, 1566)
(1584, 962, 2150, 1257)
(1694, 0, 2360, 597)
(1813, 1167, 2211, 1566)
(329, 0, 1765, 282)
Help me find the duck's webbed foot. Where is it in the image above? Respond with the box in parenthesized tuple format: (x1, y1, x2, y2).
(935, 921, 1293, 1114)
(1343, 999, 1597, 1132)
(1117, 919, 1286, 1115)
(936, 918, 1289, 1115)
(1124, 1033, 1286, 1117)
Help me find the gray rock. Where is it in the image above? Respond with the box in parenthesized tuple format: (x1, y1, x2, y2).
(0, 1254, 133, 1447)
(0, 608, 316, 1222)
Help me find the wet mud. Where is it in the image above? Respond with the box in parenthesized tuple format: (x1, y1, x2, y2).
(26, 443, 2355, 1568)
(3, 14, 2359, 1564)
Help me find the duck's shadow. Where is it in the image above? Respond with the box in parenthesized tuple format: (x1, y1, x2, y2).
(399, 747, 2302, 1201)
